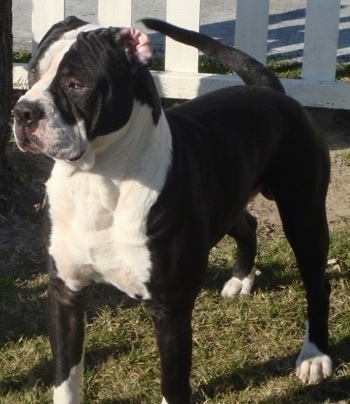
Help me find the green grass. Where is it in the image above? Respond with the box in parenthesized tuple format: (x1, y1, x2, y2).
(151, 56, 304, 79)
(340, 151, 350, 166)
(266, 60, 302, 79)
(12, 49, 31, 64)
(1, 227, 350, 403)
(151, 57, 350, 82)
(336, 63, 350, 81)
(199, 58, 304, 79)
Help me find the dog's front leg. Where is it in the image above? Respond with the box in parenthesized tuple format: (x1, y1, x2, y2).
(146, 301, 194, 404)
(47, 276, 86, 404)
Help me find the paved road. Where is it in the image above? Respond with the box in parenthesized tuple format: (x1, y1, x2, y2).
(12, 0, 350, 61)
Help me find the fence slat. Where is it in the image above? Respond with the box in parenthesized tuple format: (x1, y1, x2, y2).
(235, 0, 269, 64)
(303, 0, 341, 81)
(98, 0, 132, 27)
(32, 0, 65, 52)
(165, 0, 200, 72)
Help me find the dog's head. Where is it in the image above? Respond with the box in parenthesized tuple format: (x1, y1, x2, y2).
(13, 16, 161, 162)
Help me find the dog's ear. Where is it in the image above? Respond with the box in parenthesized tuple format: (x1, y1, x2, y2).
(118, 28, 160, 123)
(119, 28, 154, 69)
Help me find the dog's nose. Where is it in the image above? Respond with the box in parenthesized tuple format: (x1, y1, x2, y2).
(13, 100, 43, 124)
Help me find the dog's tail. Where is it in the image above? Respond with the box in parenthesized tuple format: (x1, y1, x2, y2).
(142, 18, 285, 94)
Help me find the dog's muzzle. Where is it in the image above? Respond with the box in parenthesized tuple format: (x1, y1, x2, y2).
(13, 99, 44, 152)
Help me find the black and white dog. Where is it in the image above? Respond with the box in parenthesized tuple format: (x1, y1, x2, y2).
(13, 16, 332, 403)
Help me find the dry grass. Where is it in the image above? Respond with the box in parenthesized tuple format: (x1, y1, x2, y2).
(0, 228, 350, 403)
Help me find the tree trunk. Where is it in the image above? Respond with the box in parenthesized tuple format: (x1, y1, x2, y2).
(0, 0, 13, 167)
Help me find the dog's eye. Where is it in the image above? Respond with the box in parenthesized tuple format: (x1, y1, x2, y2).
(68, 81, 83, 90)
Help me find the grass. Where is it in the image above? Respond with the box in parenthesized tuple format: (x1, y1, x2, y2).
(1, 227, 350, 403)
(150, 56, 350, 82)
(151, 57, 304, 79)
(340, 151, 350, 166)
(12, 49, 31, 64)
(336, 63, 350, 82)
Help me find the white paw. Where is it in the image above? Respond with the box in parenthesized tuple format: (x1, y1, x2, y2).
(221, 277, 243, 297)
(296, 341, 332, 384)
(53, 362, 84, 404)
(221, 267, 260, 297)
(161, 381, 195, 403)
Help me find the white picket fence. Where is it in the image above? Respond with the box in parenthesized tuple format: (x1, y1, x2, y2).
(13, 0, 350, 109)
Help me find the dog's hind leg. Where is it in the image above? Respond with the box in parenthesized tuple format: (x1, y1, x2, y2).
(274, 191, 332, 384)
(221, 210, 259, 297)
(47, 275, 86, 403)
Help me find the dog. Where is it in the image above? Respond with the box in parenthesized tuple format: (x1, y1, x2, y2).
(13, 16, 332, 403)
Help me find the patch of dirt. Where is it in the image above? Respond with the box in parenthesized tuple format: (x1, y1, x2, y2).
(249, 111, 350, 234)
(0, 111, 349, 276)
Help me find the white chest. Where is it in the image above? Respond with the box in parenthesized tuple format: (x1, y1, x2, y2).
(45, 107, 173, 299)
(47, 167, 158, 300)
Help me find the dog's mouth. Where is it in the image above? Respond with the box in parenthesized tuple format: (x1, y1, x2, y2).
(13, 124, 43, 154)
(14, 125, 87, 162)
(67, 152, 86, 162)
(23, 135, 41, 151)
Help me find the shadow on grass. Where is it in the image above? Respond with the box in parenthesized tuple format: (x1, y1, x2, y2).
(258, 376, 350, 403)
(0, 356, 52, 394)
(0, 274, 48, 347)
(0, 279, 136, 347)
(0, 342, 137, 397)
(2, 258, 344, 347)
(195, 336, 350, 402)
(2, 336, 348, 402)
(85, 342, 136, 371)
(1, 278, 349, 401)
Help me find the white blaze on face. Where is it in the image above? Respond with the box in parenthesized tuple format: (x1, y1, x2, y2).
(14, 23, 102, 160)
(37, 23, 101, 82)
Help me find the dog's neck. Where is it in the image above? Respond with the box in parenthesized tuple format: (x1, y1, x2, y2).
(52, 100, 172, 189)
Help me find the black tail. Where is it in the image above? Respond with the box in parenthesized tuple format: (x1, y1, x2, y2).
(142, 18, 285, 94)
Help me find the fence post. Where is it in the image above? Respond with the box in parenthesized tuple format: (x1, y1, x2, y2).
(303, 0, 341, 81)
(165, 0, 200, 72)
(235, 0, 269, 64)
(32, 0, 65, 52)
(98, 0, 132, 27)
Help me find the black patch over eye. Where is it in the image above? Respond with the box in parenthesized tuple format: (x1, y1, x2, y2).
(68, 80, 83, 90)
